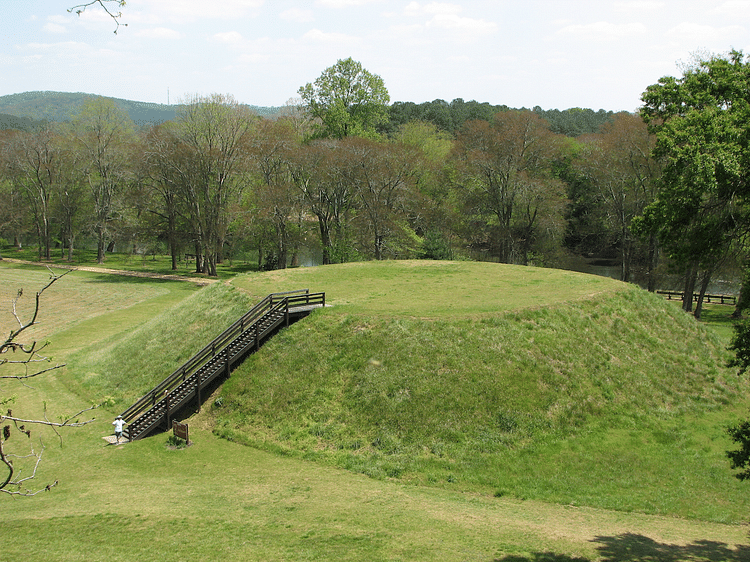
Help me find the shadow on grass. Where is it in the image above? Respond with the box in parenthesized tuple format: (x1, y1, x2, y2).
(78, 273, 189, 285)
(495, 533, 750, 562)
(496, 554, 589, 561)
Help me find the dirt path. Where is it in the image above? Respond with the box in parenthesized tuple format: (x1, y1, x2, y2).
(0, 257, 219, 286)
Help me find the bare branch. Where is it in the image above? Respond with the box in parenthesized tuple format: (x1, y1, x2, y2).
(0, 438, 58, 496)
(0, 269, 88, 496)
(67, 1, 127, 34)
(2, 268, 72, 355)
(0, 363, 65, 378)
(2, 404, 98, 429)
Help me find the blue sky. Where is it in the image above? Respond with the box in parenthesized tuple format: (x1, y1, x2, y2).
(2, 1, 749, 111)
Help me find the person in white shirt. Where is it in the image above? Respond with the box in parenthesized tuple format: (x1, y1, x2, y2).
(112, 415, 126, 444)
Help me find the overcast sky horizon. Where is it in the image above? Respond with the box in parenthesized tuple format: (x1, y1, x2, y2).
(2, 1, 749, 113)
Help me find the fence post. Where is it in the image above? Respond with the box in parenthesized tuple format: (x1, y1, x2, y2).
(164, 390, 170, 431)
(195, 373, 201, 413)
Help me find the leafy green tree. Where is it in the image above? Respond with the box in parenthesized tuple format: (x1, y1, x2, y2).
(5, 128, 58, 261)
(637, 50, 750, 316)
(394, 121, 456, 258)
(337, 137, 420, 260)
(142, 122, 190, 270)
(171, 94, 257, 276)
(451, 111, 565, 264)
(73, 97, 135, 264)
(298, 57, 390, 139)
(288, 139, 355, 265)
(727, 419, 750, 480)
(575, 113, 661, 285)
(248, 118, 304, 269)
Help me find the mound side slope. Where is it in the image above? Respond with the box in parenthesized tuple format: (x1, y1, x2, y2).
(216, 285, 736, 453)
(67, 282, 255, 409)
(210, 262, 746, 520)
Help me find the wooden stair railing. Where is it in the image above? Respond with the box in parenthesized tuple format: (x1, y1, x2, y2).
(121, 289, 325, 441)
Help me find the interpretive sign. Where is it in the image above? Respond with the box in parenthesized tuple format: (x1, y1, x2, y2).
(172, 420, 189, 442)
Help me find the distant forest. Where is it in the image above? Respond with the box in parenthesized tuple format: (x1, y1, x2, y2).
(0, 91, 619, 137)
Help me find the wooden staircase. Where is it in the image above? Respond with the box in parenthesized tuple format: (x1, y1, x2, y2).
(121, 289, 325, 441)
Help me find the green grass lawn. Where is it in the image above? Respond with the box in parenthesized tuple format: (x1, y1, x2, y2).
(2, 245, 259, 280)
(2, 260, 750, 561)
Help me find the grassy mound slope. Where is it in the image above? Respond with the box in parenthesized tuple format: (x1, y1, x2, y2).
(67, 282, 255, 409)
(207, 261, 749, 521)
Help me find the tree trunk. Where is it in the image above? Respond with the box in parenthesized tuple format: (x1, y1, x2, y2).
(646, 235, 659, 292)
(194, 242, 203, 274)
(732, 267, 750, 318)
(694, 269, 712, 320)
(682, 262, 699, 313)
(318, 219, 332, 265)
(96, 226, 106, 264)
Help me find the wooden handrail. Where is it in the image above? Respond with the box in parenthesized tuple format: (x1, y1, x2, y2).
(120, 290, 324, 425)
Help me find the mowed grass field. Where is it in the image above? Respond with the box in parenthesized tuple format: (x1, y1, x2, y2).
(2, 259, 749, 561)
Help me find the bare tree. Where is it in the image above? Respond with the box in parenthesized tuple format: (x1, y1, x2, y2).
(1, 269, 97, 496)
(68, 1, 127, 33)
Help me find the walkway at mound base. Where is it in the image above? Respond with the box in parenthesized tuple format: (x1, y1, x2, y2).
(0, 257, 218, 285)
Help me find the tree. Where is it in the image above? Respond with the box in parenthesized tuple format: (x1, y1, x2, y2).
(575, 113, 661, 285)
(298, 57, 390, 140)
(393, 121, 455, 259)
(289, 139, 357, 264)
(727, 419, 750, 480)
(171, 94, 257, 276)
(74, 97, 135, 264)
(637, 50, 750, 316)
(337, 137, 419, 260)
(451, 111, 565, 264)
(1, 270, 96, 496)
(142, 123, 191, 270)
(4, 128, 57, 261)
(248, 119, 304, 269)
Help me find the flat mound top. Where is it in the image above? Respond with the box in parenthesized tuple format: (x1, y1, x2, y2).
(231, 260, 626, 318)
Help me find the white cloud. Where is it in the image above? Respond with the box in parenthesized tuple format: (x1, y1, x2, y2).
(136, 27, 182, 40)
(423, 2, 463, 15)
(612, 1, 665, 13)
(214, 31, 245, 44)
(405, 2, 461, 17)
(44, 23, 67, 34)
(148, 0, 264, 23)
(302, 28, 357, 43)
(280, 9, 315, 22)
(403, 2, 495, 36)
(665, 22, 745, 42)
(556, 21, 648, 40)
(709, 1, 750, 16)
(426, 13, 496, 34)
(315, 0, 379, 7)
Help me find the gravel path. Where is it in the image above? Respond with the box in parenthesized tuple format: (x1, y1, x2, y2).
(0, 257, 219, 286)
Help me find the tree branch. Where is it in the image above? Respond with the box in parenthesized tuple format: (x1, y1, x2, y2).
(2, 268, 71, 355)
(68, 0, 127, 34)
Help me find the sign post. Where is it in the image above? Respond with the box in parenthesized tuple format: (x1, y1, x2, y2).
(172, 420, 189, 443)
